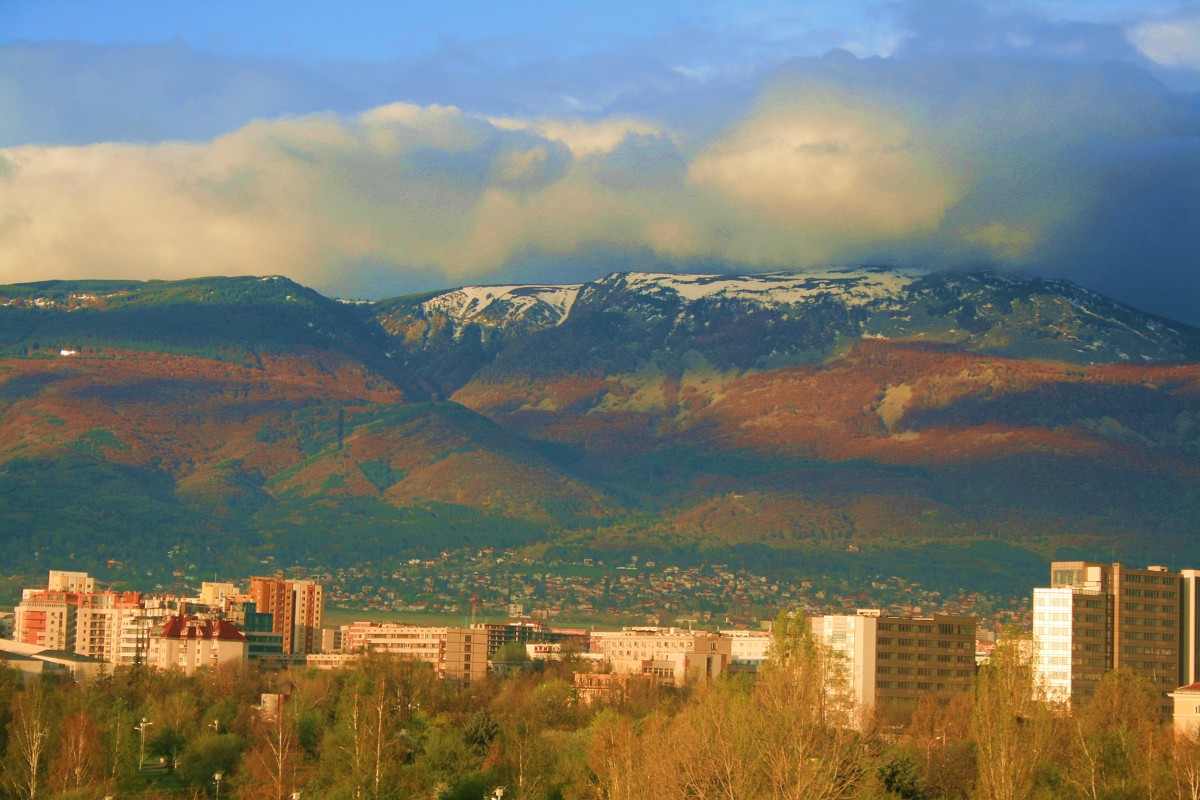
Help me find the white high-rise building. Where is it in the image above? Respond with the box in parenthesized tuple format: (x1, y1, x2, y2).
(1034, 562, 1184, 715)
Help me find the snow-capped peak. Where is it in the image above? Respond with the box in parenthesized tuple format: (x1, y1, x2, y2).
(423, 284, 582, 326)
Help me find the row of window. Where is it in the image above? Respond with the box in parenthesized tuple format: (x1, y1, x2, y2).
(1121, 616, 1173, 626)
(1122, 573, 1175, 585)
(1121, 645, 1176, 656)
(1121, 631, 1176, 641)
(877, 666, 973, 677)
(876, 681, 961, 691)
(877, 622, 971, 635)
(1123, 588, 1176, 599)
(877, 637, 970, 648)
(1123, 602, 1177, 613)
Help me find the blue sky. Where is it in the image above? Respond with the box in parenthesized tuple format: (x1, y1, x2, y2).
(1, 1, 1198, 324)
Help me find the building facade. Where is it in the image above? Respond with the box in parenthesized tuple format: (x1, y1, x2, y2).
(146, 616, 248, 675)
(590, 627, 733, 686)
(14, 575, 144, 664)
(249, 577, 323, 655)
(1034, 562, 1183, 714)
(811, 610, 977, 714)
(338, 622, 487, 681)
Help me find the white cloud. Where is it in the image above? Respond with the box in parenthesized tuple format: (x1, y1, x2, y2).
(0, 52, 1197, 326)
(0, 91, 966, 290)
(1130, 11, 1200, 69)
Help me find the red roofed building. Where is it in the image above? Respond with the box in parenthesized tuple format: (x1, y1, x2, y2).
(147, 615, 248, 675)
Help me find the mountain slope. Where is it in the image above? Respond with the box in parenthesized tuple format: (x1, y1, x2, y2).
(0, 266, 1197, 596)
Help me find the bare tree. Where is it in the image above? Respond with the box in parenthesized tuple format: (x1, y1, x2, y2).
(242, 707, 304, 800)
(1175, 731, 1200, 800)
(4, 683, 53, 800)
(49, 709, 103, 794)
(971, 629, 1056, 800)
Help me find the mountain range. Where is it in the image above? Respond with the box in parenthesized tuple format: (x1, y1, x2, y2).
(2, 267, 1198, 599)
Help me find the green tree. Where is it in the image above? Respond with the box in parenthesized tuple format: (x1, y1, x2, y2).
(463, 709, 500, 757)
(1066, 667, 1171, 800)
(177, 732, 243, 788)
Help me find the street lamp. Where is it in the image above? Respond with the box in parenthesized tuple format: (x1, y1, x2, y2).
(214, 771, 224, 800)
(135, 717, 153, 771)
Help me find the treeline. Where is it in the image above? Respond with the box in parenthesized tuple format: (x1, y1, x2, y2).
(2, 626, 1198, 800)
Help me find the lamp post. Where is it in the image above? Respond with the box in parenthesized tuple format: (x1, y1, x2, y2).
(214, 771, 224, 800)
(135, 717, 153, 771)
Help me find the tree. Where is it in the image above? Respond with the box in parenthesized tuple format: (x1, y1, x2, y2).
(1066, 667, 1171, 800)
(901, 692, 975, 800)
(463, 709, 500, 757)
(241, 711, 306, 800)
(322, 658, 407, 800)
(586, 614, 871, 800)
(177, 732, 243, 789)
(1175, 731, 1200, 800)
(48, 709, 104, 795)
(147, 725, 188, 773)
(971, 629, 1056, 800)
(3, 682, 55, 800)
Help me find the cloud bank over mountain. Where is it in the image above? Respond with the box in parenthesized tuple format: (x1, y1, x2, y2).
(0, 0, 1197, 323)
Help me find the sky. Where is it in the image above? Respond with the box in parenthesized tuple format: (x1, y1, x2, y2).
(1, 1, 1198, 324)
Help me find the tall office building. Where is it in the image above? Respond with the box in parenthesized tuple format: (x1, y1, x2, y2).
(811, 610, 977, 714)
(249, 577, 323, 655)
(1034, 562, 1184, 715)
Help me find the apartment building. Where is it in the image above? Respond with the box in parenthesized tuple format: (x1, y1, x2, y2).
(719, 629, 774, 671)
(14, 574, 144, 663)
(590, 627, 733, 686)
(1034, 561, 1185, 714)
(147, 616, 248, 675)
(470, 620, 587, 656)
(249, 577, 323, 655)
(338, 621, 487, 681)
(14, 589, 80, 651)
(73, 591, 144, 662)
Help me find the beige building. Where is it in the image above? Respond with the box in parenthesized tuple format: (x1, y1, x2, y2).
(1034, 562, 1184, 714)
(1171, 683, 1200, 739)
(73, 592, 144, 663)
(338, 622, 487, 681)
(198, 581, 242, 609)
(590, 627, 733, 686)
(48, 570, 95, 593)
(719, 629, 774, 669)
(146, 616, 248, 675)
(14, 589, 77, 651)
(574, 671, 657, 705)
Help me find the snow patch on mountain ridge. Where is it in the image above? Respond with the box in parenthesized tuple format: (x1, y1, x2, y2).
(423, 284, 583, 326)
(617, 268, 921, 306)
